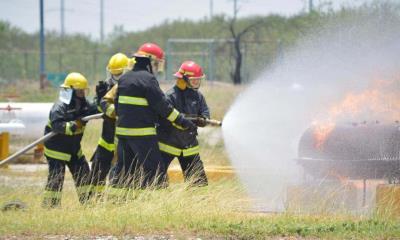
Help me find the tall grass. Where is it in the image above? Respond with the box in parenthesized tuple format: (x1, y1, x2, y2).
(0, 177, 399, 239)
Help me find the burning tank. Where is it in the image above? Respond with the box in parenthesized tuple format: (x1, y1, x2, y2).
(297, 121, 400, 182)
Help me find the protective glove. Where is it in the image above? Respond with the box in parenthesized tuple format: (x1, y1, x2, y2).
(95, 81, 108, 104)
(194, 117, 207, 127)
(175, 114, 197, 132)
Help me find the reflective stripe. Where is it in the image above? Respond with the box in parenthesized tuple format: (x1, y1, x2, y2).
(183, 145, 200, 157)
(167, 109, 180, 122)
(158, 142, 200, 157)
(43, 190, 62, 199)
(116, 127, 156, 136)
(97, 105, 103, 113)
(158, 142, 182, 156)
(47, 120, 52, 128)
(65, 122, 73, 135)
(44, 147, 71, 161)
(171, 122, 185, 130)
(98, 137, 115, 152)
(118, 96, 149, 106)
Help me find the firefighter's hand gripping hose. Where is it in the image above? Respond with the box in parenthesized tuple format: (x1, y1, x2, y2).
(187, 116, 222, 127)
(0, 113, 104, 167)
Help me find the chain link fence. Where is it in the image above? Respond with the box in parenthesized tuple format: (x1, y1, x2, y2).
(0, 39, 282, 87)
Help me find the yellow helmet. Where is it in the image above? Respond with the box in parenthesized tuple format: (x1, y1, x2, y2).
(60, 72, 88, 90)
(107, 53, 130, 75)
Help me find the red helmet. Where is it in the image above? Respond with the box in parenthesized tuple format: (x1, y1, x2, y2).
(134, 43, 164, 60)
(174, 61, 205, 89)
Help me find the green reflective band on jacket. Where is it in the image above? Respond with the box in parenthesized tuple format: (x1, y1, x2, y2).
(116, 127, 156, 136)
(183, 145, 200, 157)
(43, 190, 62, 199)
(118, 96, 149, 106)
(44, 147, 71, 161)
(171, 122, 185, 130)
(158, 142, 200, 157)
(167, 109, 180, 122)
(65, 122, 74, 135)
(98, 137, 115, 152)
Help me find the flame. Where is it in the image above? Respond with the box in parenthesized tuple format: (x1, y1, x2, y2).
(312, 121, 335, 150)
(312, 76, 400, 149)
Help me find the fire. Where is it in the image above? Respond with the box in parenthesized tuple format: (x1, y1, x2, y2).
(312, 121, 335, 149)
(312, 76, 400, 149)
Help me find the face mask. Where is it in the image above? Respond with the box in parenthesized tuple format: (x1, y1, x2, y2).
(112, 74, 122, 81)
(59, 88, 73, 104)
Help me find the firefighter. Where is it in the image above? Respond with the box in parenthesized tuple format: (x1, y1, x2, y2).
(88, 53, 132, 196)
(157, 61, 209, 187)
(101, 43, 197, 194)
(43, 72, 97, 208)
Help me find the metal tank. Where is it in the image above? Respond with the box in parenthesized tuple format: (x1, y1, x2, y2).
(0, 102, 52, 139)
(297, 122, 400, 181)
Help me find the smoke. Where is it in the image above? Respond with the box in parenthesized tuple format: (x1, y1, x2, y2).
(222, 5, 400, 211)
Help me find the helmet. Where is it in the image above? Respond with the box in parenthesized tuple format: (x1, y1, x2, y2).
(60, 72, 88, 90)
(134, 43, 164, 60)
(174, 61, 205, 89)
(107, 53, 130, 75)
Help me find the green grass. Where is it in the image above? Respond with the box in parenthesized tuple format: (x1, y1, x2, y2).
(0, 177, 399, 239)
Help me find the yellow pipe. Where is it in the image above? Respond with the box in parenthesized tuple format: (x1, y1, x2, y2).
(167, 165, 236, 183)
(0, 132, 9, 168)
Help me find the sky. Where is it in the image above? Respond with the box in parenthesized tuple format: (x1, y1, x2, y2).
(0, 0, 371, 40)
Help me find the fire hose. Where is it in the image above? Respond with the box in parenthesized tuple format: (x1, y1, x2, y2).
(0, 113, 104, 166)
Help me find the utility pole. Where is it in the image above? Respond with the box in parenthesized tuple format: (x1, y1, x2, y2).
(233, 0, 237, 19)
(209, 0, 213, 19)
(309, 0, 313, 12)
(100, 0, 104, 42)
(39, 0, 46, 90)
(60, 0, 65, 38)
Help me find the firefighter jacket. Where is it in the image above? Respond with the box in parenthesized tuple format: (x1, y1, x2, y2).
(95, 77, 117, 152)
(157, 86, 210, 156)
(44, 98, 97, 161)
(108, 63, 182, 138)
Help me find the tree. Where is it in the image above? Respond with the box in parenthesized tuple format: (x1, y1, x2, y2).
(228, 13, 263, 84)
